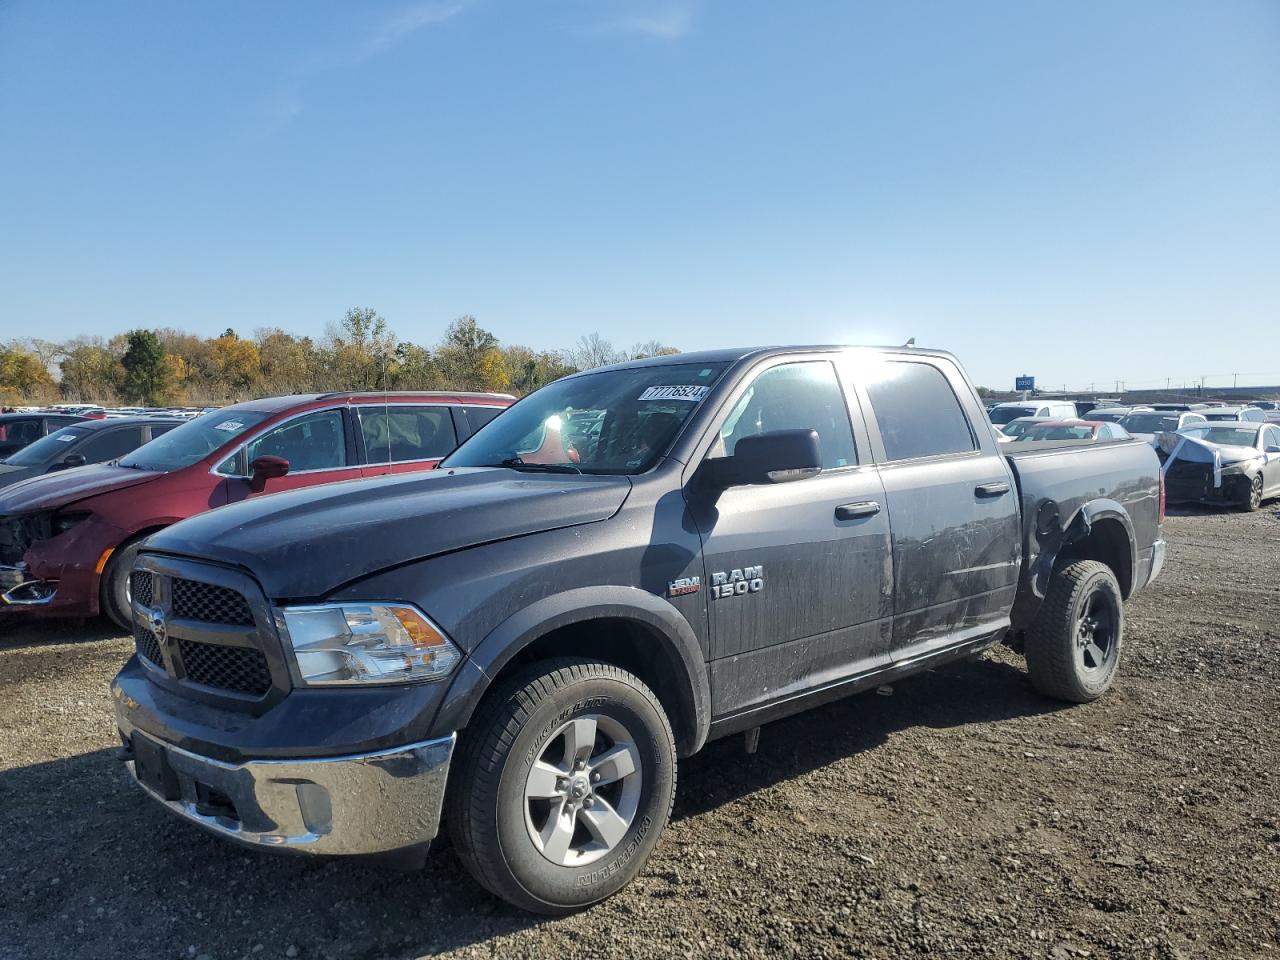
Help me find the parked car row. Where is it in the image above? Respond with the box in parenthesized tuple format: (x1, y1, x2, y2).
(0, 391, 512, 621)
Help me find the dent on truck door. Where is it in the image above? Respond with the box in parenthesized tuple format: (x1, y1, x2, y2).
(687, 359, 893, 717)
(859, 357, 1021, 662)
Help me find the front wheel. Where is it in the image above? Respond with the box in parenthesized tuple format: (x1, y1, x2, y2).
(1240, 473, 1264, 512)
(100, 537, 147, 630)
(1024, 560, 1123, 703)
(447, 659, 676, 914)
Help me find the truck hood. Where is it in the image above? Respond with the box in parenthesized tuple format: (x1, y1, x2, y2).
(146, 467, 633, 599)
(0, 463, 160, 515)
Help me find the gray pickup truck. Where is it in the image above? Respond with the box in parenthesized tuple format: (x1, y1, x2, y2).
(111, 345, 1166, 913)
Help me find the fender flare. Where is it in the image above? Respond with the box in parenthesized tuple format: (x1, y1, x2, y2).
(430, 586, 711, 757)
(1032, 498, 1137, 600)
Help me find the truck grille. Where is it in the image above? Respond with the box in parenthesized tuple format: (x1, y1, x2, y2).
(172, 578, 253, 625)
(130, 557, 281, 703)
(177, 639, 272, 696)
(131, 570, 154, 608)
(136, 627, 164, 668)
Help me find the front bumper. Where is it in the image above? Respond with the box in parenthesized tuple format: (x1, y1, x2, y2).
(121, 731, 455, 855)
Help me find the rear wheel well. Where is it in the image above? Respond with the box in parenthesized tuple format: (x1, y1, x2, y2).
(479, 618, 698, 756)
(1054, 516, 1133, 597)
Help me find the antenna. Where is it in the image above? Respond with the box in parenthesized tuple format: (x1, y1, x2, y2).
(903, 337, 915, 348)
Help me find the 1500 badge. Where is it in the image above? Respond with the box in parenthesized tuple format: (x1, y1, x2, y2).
(711, 565, 764, 599)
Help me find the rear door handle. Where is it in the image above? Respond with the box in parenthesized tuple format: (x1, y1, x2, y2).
(975, 481, 1011, 498)
(835, 501, 881, 520)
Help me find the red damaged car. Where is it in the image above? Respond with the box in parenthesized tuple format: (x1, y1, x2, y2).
(0, 390, 512, 627)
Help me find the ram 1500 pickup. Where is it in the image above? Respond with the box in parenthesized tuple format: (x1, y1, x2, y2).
(111, 345, 1166, 913)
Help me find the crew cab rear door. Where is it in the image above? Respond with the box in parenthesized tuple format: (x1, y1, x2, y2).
(685, 356, 893, 718)
(852, 353, 1021, 663)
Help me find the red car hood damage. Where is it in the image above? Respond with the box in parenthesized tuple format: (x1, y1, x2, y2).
(0, 463, 161, 515)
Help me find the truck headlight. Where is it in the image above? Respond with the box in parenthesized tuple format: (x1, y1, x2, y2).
(277, 602, 461, 685)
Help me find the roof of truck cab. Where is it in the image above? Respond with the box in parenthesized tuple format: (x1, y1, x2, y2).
(583, 344, 962, 374)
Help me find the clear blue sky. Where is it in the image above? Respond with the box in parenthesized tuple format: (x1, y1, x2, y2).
(1, 0, 1277, 390)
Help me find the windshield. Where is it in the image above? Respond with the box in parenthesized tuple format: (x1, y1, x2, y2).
(2, 425, 91, 465)
(118, 409, 269, 472)
(1085, 410, 1126, 423)
(1019, 424, 1095, 441)
(989, 406, 1036, 425)
(443, 362, 729, 474)
(1120, 414, 1178, 433)
(1180, 426, 1260, 447)
(1000, 419, 1039, 437)
(1203, 412, 1241, 421)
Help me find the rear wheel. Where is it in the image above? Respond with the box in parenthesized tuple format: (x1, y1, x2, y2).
(100, 537, 147, 630)
(1024, 560, 1123, 703)
(447, 659, 675, 914)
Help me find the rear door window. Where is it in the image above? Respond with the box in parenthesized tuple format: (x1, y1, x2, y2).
(357, 405, 457, 463)
(866, 361, 976, 461)
(463, 405, 505, 433)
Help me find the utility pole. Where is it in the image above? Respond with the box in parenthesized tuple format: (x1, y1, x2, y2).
(1234, 372, 1239, 390)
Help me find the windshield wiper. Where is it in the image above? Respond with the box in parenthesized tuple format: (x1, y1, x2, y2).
(492, 457, 582, 475)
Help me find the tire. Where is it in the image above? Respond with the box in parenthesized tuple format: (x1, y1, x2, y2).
(447, 659, 676, 914)
(1024, 560, 1123, 703)
(100, 537, 146, 630)
(1240, 473, 1264, 512)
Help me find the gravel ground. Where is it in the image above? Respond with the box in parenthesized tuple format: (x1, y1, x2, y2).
(2, 507, 1278, 960)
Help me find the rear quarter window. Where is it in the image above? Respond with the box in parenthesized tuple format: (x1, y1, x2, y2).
(866, 361, 976, 461)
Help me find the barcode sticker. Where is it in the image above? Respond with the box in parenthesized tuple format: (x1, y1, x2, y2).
(638, 385, 710, 402)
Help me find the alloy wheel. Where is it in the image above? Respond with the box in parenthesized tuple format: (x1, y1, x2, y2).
(523, 714, 643, 867)
(1076, 590, 1117, 672)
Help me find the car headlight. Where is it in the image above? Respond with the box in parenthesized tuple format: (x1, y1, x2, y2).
(52, 511, 90, 536)
(1219, 456, 1260, 470)
(276, 602, 461, 686)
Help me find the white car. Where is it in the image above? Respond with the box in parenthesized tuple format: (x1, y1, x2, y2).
(988, 400, 1078, 429)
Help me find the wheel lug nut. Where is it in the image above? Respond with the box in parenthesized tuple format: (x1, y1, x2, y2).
(583, 797, 594, 808)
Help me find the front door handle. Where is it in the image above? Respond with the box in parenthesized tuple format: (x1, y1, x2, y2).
(835, 501, 881, 520)
(975, 481, 1011, 498)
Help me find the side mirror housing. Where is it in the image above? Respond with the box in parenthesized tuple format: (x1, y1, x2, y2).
(249, 455, 290, 493)
(49, 454, 87, 472)
(709, 429, 823, 486)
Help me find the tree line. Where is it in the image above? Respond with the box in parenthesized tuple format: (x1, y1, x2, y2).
(0, 310, 679, 406)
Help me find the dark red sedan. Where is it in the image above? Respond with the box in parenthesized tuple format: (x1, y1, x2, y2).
(0, 390, 512, 626)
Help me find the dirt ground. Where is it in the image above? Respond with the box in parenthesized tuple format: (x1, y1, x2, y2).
(2, 507, 1278, 960)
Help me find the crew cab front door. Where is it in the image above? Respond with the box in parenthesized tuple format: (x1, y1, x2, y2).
(685, 358, 894, 718)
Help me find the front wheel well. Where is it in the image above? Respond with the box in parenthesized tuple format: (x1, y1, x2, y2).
(478, 618, 699, 757)
(1054, 516, 1133, 597)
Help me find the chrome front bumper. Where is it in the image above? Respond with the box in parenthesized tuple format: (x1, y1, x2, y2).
(0, 563, 57, 606)
(123, 733, 456, 855)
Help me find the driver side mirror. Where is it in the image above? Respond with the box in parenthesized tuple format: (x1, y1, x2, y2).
(249, 455, 290, 493)
(705, 429, 823, 487)
(50, 454, 87, 472)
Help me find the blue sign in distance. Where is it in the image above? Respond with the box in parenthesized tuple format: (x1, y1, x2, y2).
(1015, 376, 1035, 392)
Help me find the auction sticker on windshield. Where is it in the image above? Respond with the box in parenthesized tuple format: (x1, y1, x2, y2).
(638, 385, 710, 402)
(215, 420, 244, 432)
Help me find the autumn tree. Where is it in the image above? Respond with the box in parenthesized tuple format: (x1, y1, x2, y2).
(437, 315, 507, 391)
(59, 337, 124, 402)
(0, 342, 57, 404)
